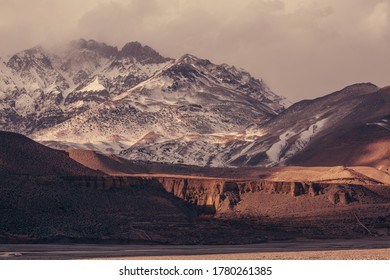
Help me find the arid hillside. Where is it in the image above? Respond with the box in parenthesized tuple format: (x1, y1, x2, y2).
(0, 131, 101, 176)
(287, 87, 390, 169)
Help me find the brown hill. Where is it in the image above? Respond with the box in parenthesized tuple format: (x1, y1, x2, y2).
(67, 149, 146, 175)
(287, 86, 390, 169)
(0, 131, 102, 176)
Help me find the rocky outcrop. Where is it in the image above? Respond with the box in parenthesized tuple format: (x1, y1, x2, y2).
(63, 175, 374, 213)
(118, 41, 170, 63)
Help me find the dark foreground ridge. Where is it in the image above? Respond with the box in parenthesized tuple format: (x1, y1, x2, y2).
(0, 173, 389, 244)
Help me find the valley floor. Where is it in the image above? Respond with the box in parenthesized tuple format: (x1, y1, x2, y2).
(1, 238, 390, 260)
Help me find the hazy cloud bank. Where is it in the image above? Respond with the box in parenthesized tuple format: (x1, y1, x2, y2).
(0, 0, 389, 101)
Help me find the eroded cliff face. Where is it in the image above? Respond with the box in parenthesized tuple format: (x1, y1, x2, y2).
(156, 178, 329, 213)
(155, 178, 385, 211)
(63, 176, 383, 214)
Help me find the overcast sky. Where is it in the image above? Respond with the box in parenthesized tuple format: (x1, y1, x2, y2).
(0, 0, 389, 101)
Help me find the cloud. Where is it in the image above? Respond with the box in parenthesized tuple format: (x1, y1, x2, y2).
(0, 0, 103, 53)
(361, 1, 390, 39)
(0, 0, 389, 101)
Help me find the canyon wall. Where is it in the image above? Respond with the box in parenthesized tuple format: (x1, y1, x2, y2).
(62, 175, 367, 213)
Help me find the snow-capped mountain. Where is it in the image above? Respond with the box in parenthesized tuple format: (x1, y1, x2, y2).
(101, 82, 388, 168)
(31, 53, 289, 166)
(0, 39, 291, 167)
(2, 40, 387, 168)
(0, 39, 173, 133)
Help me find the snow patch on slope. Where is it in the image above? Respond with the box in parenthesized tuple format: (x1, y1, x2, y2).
(282, 118, 328, 160)
(266, 118, 328, 165)
(78, 76, 106, 92)
(266, 131, 293, 163)
(15, 94, 35, 116)
(367, 118, 390, 131)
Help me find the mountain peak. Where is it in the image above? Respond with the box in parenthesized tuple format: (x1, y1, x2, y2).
(119, 41, 169, 64)
(177, 53, 212, 66)
(327, 83, 379, 100)
(6, 45, 52, 72)
(25, 45, 46, 55)
(68, 39, 118, 58)
(343, 82, 378, 91)
(178, 53, 199, 61)
(9, 45, 46, 59)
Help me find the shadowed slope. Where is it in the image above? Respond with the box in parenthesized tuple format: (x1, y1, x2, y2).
(0, 131, 102, 176)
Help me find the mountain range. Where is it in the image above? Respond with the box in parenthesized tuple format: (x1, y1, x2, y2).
(0, 39, 388, 169)
(1, 39, 390, 247)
